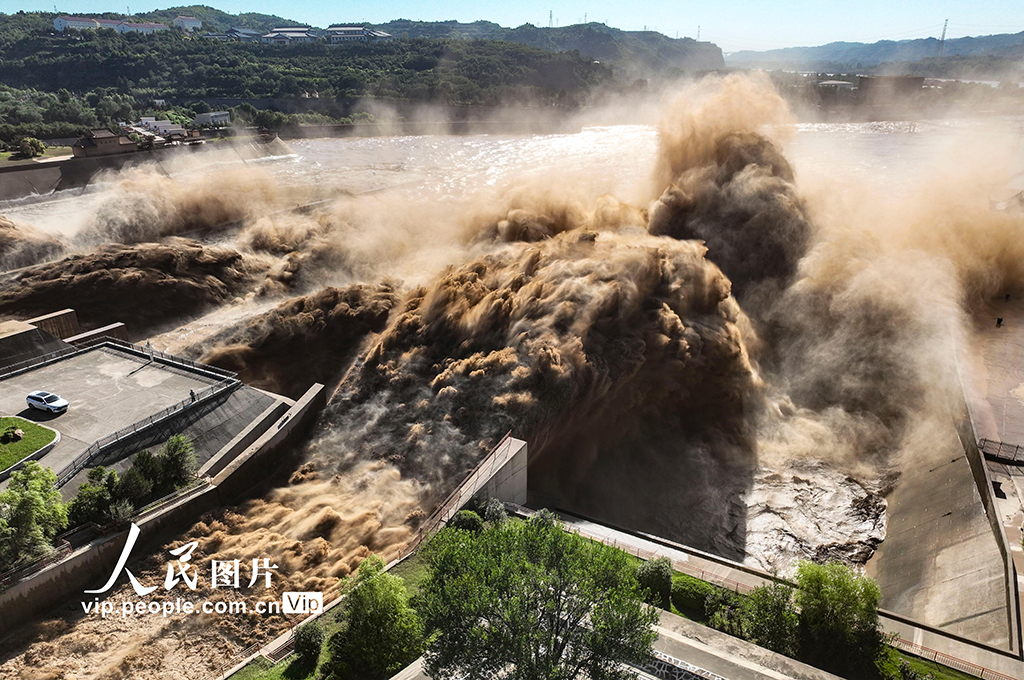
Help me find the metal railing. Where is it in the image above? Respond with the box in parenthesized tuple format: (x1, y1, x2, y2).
(0, 335, 237, 384)
(978, 438, 1024, 464)
(0, 342, 91, 382)
(395, 431, 515, 561)
(133, 477, 213, 518)
(892, 637, 1017, 680)
(0, 540, 71, 591)
(54, 378, 239, 487)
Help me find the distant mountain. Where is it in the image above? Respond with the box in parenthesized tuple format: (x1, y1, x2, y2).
(726, 32, 1024, 69)
(373, 20, 725, 73)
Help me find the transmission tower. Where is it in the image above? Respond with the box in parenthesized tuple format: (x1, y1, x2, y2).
(549, 10, 553, 28)
(939, 19, 948, 57)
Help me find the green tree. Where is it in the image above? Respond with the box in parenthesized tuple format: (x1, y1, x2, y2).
(795, 561, 886, 678)
(744, 582, 799, 657)
(67, 466, 114, 527)
(326, 554, 423, 680)
(420, 510, 658, 680)
(0, 462, 68, 569)
(158, 434, 196, 491)
(636, 556, 672, 609)
(113, 467, 153, 507)
(295, 620, 325, 666)
(18, 136, 45, 157)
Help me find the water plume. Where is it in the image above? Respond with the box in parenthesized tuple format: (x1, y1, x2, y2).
(74, 165, 295, 247)
(0, 215, 66, 272)
(8, 74, 1024, 676)
(200, 283, 400, 398)
(0, 239, 265, 334)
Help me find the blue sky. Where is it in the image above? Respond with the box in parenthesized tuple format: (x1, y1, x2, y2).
(10, 1, 1024, 52)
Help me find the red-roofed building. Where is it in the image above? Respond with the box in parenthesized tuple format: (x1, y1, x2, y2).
(52, 16, 168, 34)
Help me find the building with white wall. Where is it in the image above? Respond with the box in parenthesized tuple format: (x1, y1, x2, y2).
(53, 16, 168, 34)
(325, 25, 393, 43)
(192, 111, 230, 127)
(53, 16, 100, 31)
(260, 26, 319, 44)
(172, 16, 203, 31)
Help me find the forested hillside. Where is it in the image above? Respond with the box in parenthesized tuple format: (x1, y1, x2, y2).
(727, 31, 1024, 74)
(0, 28, 610, 101)
(0, 8, 724, 145)
(373, 20, 724, 74)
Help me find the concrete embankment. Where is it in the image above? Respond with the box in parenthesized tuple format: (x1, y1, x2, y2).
(0, 137, 292, 202)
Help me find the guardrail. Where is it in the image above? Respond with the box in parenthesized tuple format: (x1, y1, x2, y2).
(134, 477, 213, 519)
(892, 638, 1017, 680)
(978, 438, 1024, 464)
(54, 377, 239, 487)
(0, 540, 71, 591)
(395, 431, 515, 562)
(0, 335, 237, 384)
(0, 342, 91, 382)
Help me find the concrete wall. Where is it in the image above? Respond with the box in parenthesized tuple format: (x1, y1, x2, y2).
(65, 323, 129, 344)
(477, 437, 528, 506)
(0, 383, 325, 638)
(955, 395, 1023, 656)
(199, 400, 290, 478)
(26, 310, 80, 340)
(0, 327, 68, 370)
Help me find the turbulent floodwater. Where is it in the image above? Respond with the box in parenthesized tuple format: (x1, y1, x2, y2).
(3, 76, 1024, 679)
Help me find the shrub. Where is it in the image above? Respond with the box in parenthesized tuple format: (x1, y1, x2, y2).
(744, 582, 799, 657)
(159, 434, 196, 490)
(108, 499, 135, 524)
(671, 573, 720, 615)
(18, 137, 45, 157)
(482, 497, 507, 524)
(113, 467, 153, 507)
(448, 509, 484, 533)
(636, 557, 672, 609)
(295, 620, 325, 665)
(705, 588, 745, 637)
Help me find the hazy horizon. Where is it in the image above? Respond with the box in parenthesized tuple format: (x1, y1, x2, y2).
(8, 1, 1024, 53)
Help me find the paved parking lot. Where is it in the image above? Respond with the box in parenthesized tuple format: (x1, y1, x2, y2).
(0, 347, 217, 477)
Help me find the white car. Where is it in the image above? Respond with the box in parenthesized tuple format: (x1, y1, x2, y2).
(26, 390, 69, 414)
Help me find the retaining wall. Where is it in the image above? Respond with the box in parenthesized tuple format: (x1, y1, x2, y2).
(25, 310, 80, 341)
(955, 386, 1023, 658)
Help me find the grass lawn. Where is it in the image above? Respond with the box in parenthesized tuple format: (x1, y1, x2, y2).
(894, 652, 982, 680)
(390, 550, 430, 597)
(230, 655, 320, 680)
(0, 416, 56, 471)
(0, 146, 73, 165)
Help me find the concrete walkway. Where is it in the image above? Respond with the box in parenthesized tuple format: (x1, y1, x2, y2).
(655, 612, 843, 680)
(382, 612, 844, 680)
(543, 507, 1024, 680)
